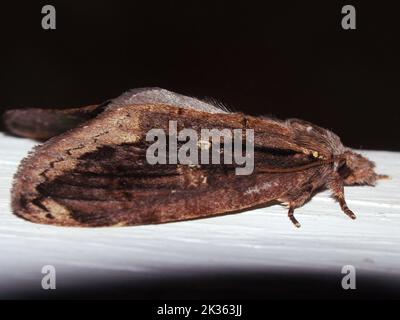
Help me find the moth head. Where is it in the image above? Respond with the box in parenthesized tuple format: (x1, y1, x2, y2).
(338, 150, 386, 186)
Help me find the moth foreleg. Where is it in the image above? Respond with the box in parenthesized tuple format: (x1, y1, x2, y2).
(336, 192, 357, 220)
(329, 175, 357, 220)
(338, 197, 357, 220)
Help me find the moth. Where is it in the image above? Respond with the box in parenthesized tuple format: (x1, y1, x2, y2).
(4, 88, 386, 227)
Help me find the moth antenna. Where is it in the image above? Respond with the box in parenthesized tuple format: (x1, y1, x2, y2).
(288, 206, 301, 228)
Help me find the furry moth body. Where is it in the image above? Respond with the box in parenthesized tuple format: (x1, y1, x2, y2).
(4, 88, 386, 227)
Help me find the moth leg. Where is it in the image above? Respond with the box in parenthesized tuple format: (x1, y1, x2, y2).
(288, 206, 301, 228)
(336, 192, 357, 220)
(283, 184, 315, 228)
(329, 175, 357, 220)
(338, 197, 356, 220)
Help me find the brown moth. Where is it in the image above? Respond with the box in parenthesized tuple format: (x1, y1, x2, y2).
(4, 88, 386, 227)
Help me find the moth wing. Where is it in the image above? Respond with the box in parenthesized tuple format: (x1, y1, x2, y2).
(4, 88, 227, 140)
(108, 87, 228, 114)
(3, 104, 106, 140)
(12, 103, 302, 227)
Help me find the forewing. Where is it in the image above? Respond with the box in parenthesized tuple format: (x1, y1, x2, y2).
(12, 104, 319, 227)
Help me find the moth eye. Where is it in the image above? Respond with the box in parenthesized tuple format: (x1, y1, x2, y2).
(337, 160, 351, 178)
(312, 151, 319, 158)
(334, 158, 347, 171)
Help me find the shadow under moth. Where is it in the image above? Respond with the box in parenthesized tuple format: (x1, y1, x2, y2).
(4, 88, 386, 228)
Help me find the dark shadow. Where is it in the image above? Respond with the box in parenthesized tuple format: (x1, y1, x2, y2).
(8, 269, 400, 300)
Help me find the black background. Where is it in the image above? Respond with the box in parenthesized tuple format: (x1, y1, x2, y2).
(0, 1, 399, 150)
(1, 1, 400, 300)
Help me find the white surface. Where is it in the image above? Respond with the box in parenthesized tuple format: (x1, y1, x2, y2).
(0, 132, 399, 297)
